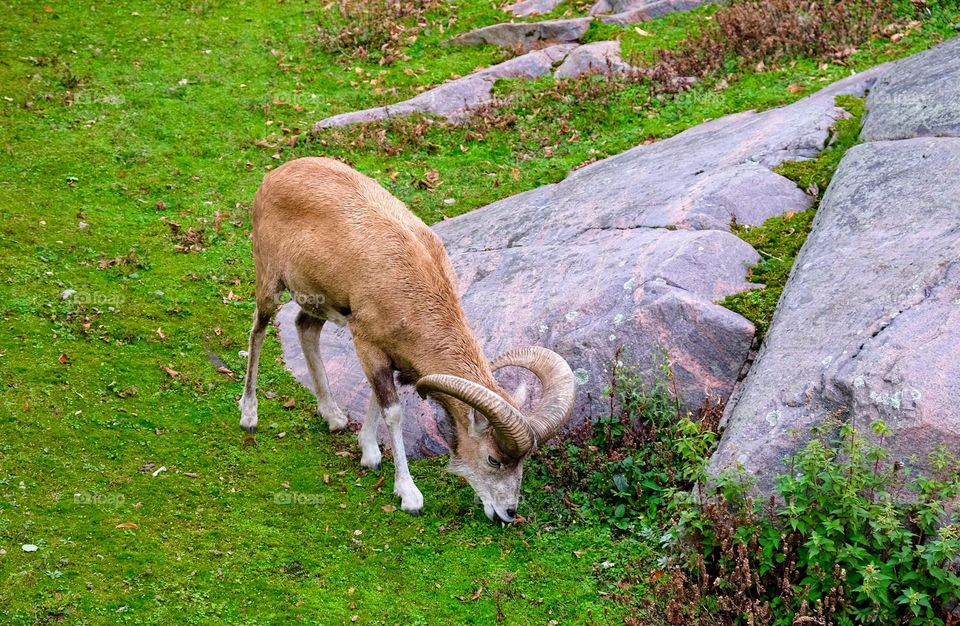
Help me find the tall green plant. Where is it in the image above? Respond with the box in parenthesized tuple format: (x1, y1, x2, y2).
(533, 360, 722, 531)
(669, 421, 960, 625)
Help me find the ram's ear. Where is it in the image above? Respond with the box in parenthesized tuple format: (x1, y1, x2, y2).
(436, 412, 458, 453)
(467, 408, 491, 437)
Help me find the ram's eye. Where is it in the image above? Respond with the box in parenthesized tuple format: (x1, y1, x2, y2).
(487, 456, 502, 469)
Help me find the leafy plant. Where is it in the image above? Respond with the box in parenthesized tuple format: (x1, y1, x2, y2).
(533, 357, 723, 531)
(663, 419, 960, 625)
(538, 361, 960, 625)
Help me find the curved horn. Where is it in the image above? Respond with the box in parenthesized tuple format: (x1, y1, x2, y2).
(416, 374, 533, 458)
(491, 346, 576, 447)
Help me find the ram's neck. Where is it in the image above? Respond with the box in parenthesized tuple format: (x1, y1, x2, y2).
(412, 324, 497, 389)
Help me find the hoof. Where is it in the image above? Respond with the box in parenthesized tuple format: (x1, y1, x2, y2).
(404, 508, 421, 517)
(320, 403, 349, 432)
(239, 414, 258, 433)
(361, 454, 382, 471)
(326, 416, 349, 433)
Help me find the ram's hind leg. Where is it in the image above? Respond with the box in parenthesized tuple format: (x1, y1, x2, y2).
(239, 303, 276, 433)
(295, 309, 348, 432)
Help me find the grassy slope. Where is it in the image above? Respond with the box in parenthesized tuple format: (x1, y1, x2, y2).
(0, 0, 957, 624)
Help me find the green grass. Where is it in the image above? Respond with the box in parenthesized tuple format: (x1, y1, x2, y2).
(720, 95, 867, 339)
(1, 0, 957, 623)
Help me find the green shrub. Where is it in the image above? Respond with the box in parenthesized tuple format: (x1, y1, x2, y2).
(537, 362, 960, 624)
(533, 359, 722, 531)
(666, 420, 960, 625)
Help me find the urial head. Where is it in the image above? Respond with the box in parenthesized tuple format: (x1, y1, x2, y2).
(447, 408, 524, 523)
(417, 346, 575, 524)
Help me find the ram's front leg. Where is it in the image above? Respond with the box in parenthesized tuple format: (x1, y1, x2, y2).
(354, 339, 424, 516)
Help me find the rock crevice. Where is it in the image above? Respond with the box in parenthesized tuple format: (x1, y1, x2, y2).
(708, 37, 960, 489)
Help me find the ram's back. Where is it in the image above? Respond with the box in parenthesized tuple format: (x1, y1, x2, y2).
(251, 157, 462, 342)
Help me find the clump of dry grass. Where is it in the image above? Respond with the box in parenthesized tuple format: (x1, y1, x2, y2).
(314, 0, 449, 65)
(631, 0, 897, 92)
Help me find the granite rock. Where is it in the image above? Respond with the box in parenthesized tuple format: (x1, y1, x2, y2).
(503, 0, 567, 17)
(709, 137, 960, 488)
(592, 0, 708, 25)
(710, 39, 960, 488)
(554, 40, 631, 78)
(861, 36, 960, 141)
(314, 44, 576, 128)
(445, 17, 592, 50)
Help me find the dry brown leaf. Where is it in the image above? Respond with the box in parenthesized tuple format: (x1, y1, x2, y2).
(115, 522, 139, 529)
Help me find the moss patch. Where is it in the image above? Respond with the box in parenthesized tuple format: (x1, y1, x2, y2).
(721, 95, 866, 339)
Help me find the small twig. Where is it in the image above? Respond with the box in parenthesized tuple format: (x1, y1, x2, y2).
(757, 249, 785, 262)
